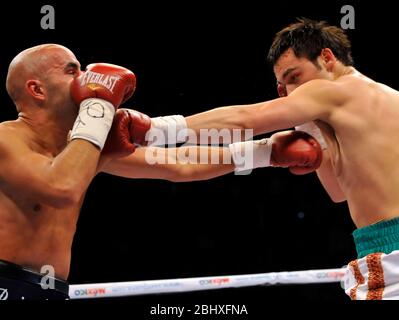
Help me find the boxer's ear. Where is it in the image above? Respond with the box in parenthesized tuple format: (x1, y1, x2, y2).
(320, 48, 336, 72)
(26, 80, 46, 101)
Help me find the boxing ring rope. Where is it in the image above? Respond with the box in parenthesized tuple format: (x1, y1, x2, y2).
(69, 267, 346, 299)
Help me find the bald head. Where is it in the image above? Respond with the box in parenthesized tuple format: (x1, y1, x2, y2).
(6, 44, 78, 107)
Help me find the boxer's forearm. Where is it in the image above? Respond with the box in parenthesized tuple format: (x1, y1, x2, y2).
(147, 106, 253, 146)
(185, 104, 256, 141)
(47, 139, 100, 205)
(164, 146, 234, 182)
(99, 146, 234, 182)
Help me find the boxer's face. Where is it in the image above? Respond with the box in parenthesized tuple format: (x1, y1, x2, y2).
(273, 48, 332, 96)
(42, 47, 81, 112)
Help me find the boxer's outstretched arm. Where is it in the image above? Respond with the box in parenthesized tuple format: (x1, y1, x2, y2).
(100, 131, 323, 180)
(186, 79, 348, 137)
(99, 146, 234, 182)
(0, 130, 100, 208)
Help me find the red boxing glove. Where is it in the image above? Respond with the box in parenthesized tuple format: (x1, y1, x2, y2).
(270, 131, 323, 175)
(71, 63, 136, 109)
(103, 108, 152, 158)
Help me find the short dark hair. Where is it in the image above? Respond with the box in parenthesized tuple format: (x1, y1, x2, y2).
(267, 18, 354, 67)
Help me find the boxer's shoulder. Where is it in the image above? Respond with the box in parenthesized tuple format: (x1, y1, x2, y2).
(0, 120, 33, 154)
(0, 120, 19, 130)
(0, 119, 27, 134)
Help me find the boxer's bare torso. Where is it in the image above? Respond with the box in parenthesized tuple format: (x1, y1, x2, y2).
(0, 44, 105, 280)
(316, 73, 399, 228)
(0, 120, 84, 279)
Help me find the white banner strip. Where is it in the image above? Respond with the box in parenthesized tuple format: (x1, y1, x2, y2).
(69, 268, 346, 299)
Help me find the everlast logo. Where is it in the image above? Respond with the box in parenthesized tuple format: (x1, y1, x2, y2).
(80, 71, 120, 93)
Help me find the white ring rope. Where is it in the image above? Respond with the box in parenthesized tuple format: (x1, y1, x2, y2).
(69, 267, 346, 299)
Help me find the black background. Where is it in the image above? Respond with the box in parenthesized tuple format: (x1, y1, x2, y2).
(0, 0, 396, 309)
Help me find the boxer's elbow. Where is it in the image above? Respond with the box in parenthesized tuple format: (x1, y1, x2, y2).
(51, 188, 79, 208)
(47, 181, 83, 208)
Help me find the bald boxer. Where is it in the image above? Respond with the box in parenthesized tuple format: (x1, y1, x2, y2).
(0, 44, 138, 299)
(136, 18, 399, 299)
(0, 44, 321, 300)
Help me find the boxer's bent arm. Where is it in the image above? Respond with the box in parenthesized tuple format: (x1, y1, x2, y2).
(0, 134, 100, 208)
(185, 79, 348, 137)
(316, 149, 346, 203)
(98, 146, 234, 182)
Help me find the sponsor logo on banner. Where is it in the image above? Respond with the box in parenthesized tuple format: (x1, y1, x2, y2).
(74, 287, 106, 297)
(316, 271, 345, 280)
(199, 278, 230, 286)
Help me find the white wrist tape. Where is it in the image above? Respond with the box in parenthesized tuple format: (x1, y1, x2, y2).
(229, 138, 272, 172)
(147, 115, 187, 146)
(70, 98, 115, 150)
(295, 122, 327, 150)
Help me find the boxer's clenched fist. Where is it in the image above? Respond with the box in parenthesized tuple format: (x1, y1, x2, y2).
(69, 63, 136, 150)
(103, 108, 152, 158)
